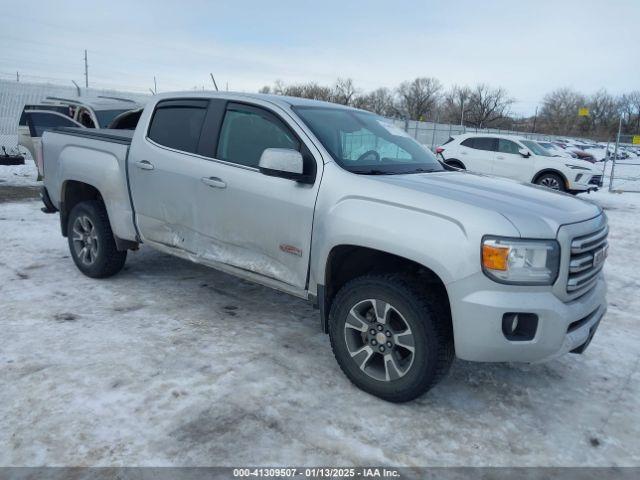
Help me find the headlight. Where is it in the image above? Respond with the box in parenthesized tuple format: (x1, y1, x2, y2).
(482, 236, 560, 285)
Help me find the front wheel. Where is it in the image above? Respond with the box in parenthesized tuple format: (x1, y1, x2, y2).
(535, 172, 565, 191)
(67, 200, 127, 278)
(328, 275, 454, 402)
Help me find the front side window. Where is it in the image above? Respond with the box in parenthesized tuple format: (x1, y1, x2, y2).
(498, 139, 521, 155)
(216, 105, 299, 168)
(522, 140, 553, 157)
(294, 107, 442, 175)
(148, 101, 208, 154)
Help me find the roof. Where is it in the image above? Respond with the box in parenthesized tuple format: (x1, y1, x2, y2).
(151, 91, 361, 111)
(44, 96, 145, 111)
(454, 131, 528, 141)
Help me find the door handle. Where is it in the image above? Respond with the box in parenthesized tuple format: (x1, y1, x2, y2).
(496, 155, 504, 160)
(134, 160, 154, 170)
(201, 176, 227, 189)
(461, 151, 467, 154)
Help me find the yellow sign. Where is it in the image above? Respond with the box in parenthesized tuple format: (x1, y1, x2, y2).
(578, 107, 589, 117)
(633, 135, 640, 145)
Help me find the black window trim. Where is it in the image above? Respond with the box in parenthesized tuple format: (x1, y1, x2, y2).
(143, 98, 319, 182)
(145, 98, 210, 155)
(214, 100, 317, 181)
(462, 136, 498, 152)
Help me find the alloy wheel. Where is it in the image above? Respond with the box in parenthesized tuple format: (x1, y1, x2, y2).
(71, 215, 99, 265)
(343, 299, 415, 382)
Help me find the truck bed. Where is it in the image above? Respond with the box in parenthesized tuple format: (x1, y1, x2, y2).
(53, 127, 134, 145)
(42, 127, 138, 243)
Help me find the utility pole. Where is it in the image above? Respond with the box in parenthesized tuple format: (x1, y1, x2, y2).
(460, 99, 464, 126)
(16, 71, 19, 82)
(226, 82, 228, 91)
(532, 106, 538, 133)
(210, 73, 219, 91)
(153, 76, 157, 94)
(84, 49, 88, 88)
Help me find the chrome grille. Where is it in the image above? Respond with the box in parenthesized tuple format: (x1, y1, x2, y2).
(567, 225, 608, 293)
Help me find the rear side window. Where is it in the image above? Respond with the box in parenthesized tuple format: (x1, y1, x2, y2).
(474, 137, 497, 151)
(216, 104, 299, 168)
(461, 137, 496, 151)
(19, 105, 68, 126)
(148, 100, 208, 154)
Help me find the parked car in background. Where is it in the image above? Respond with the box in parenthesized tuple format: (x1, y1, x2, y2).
(18, 96, 144, 177)
(437, 133, 602, 192)
(33, 92, 608, 402)
(536, 141, 576, 158)
(568, 148, 597, 163)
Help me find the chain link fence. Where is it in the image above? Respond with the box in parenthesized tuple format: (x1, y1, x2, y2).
(390, 119, 585, 152)
(608, 133, 640, 193)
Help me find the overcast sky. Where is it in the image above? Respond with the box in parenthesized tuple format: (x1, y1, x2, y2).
(0, 0, 638, 115)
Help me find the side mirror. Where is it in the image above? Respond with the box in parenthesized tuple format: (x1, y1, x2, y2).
(259, 148, 312, 183)
(518, 148, 531, 158)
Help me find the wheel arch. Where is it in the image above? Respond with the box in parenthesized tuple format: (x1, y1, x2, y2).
(532, 169, 568, 188)
(444, 158, 466, 169)
(60, 180, 103, 237)
(318, 245, 452, 336)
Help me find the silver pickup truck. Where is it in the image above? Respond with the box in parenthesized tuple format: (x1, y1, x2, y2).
(40, 92, 608, 402)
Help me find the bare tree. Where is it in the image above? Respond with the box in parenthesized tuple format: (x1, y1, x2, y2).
(352, 87, 396, 116)
(619, 91, 640, 133)
(332, 78, 358, 105)
(464, 84, 513, 128)
(539, 87, 586, 135)
(586, 89, 619, 137)
(441, 85, 472, 125)
(396, 77, 442, 120)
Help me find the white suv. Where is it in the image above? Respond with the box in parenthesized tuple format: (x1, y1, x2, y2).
(437, 133, 602, 193)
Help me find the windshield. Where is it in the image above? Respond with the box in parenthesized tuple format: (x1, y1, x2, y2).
(522, 140, 553, 157)
(294, 106, 443, 174)
(95, 109, 130, 128)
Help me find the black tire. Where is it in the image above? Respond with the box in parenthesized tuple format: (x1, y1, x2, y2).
(535, 172, 566, 192)
(445, 159, 465, 170)
(67, 200, 127, 278)
(328, 275, 454, 402)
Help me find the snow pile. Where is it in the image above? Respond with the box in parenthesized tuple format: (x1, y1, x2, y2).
(0, 160, 39, 187)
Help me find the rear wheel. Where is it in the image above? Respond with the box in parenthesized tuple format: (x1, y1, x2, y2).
(445, 160, 465, 170)
(535, 172, 565, 191)
(67, 200, 127, 278)
(329, 275, 454, 402)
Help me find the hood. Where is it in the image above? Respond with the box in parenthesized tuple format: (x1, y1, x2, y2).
(373, 171, 602, 238)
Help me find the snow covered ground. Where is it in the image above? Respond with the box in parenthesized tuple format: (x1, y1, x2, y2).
(1, 168, 639, 467)
(0, 161, 39, 187)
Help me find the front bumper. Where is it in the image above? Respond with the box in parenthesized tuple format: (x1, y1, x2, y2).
(567, 172, 602, 191)
(447, 272, 606, 362)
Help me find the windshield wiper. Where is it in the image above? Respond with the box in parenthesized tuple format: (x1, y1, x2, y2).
(351, 169, 396, 175)
(409, 167, 439, 173)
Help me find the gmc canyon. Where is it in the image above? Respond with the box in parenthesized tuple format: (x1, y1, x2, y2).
(39, 92, 608, 402)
